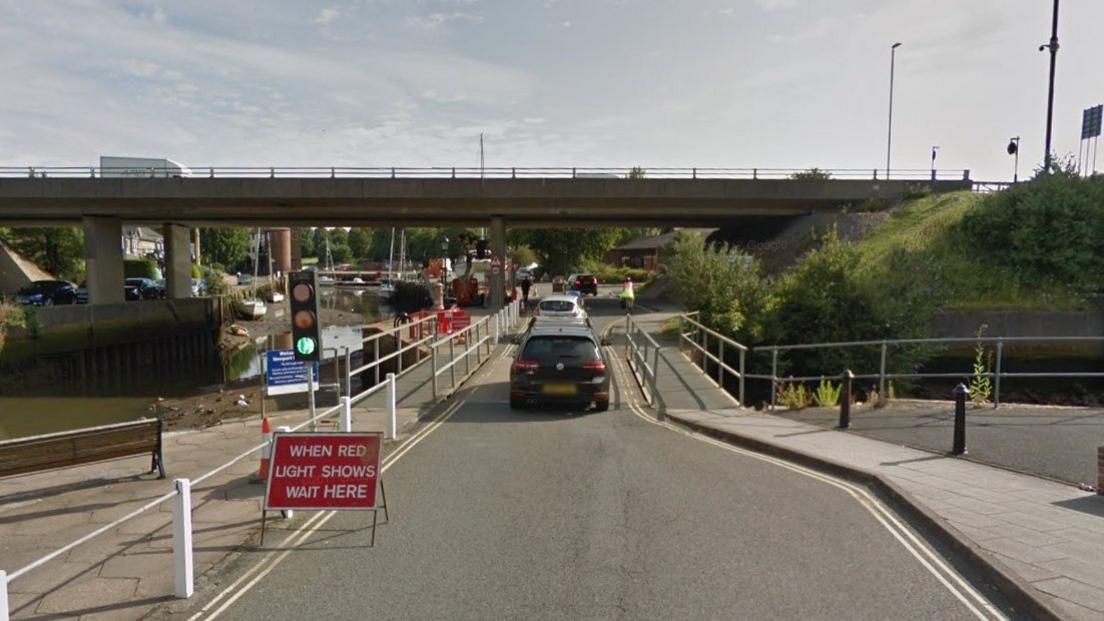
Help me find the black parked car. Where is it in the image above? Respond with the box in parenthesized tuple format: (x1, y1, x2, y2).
(510, 324, 610, 412)
(124, 278, 163, 301)
(16, 280, 78, 306)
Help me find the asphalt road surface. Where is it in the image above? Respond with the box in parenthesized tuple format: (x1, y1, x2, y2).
(183, 297, 1018, 621)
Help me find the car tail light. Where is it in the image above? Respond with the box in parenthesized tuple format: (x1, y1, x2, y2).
(582, 359, 606, 372)
(575, 279, 581, 285)
(514, 359, 539, 372)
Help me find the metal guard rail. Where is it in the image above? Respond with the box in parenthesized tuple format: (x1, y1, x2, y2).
(675, 313, 1104, 410)
(0, 165, 973, 181)
(677, 314, 748, 406)
(2, 303, 522, 613)
(624, 314, 662, 407)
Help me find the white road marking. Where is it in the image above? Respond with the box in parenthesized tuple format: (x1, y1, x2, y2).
(192, 396, 469, 621)
(603, 347, 1005, 621)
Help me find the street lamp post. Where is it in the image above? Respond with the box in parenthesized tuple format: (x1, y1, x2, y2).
(886, 42, 902, 180)
(930, 145, 940, 180)
(1007, 137, 1021, 183)
(1040, 0, 1060, 173)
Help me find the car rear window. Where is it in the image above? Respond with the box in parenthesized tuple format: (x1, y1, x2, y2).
(579, 275, 596, 283)
(522, 336, 598, 364)
(539, 300, 575, 312)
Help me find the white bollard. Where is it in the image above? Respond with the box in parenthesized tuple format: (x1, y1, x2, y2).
(1, 569, 10, 621)
(340, 396, 352, 432)
(386, 373, 397, 439)
(172, 478, 194, 598)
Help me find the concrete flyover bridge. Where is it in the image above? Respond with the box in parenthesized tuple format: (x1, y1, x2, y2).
(0, 164, 973, 305)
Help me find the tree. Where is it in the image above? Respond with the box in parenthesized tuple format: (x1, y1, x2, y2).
(299, 228, 315, 258)
(511, 244, 538, 267)
(0, 227, 85, 281)
(329, 227, 349, 247)
(200, 228, 251, 270)
(511, 228, 623, 276)
(348, 228, 372, 259)
(663, 231, 769, 339)
(330, 244, 352, 264)
(311, 228, 328, 258)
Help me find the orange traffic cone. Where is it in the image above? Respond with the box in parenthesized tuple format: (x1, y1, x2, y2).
(251, 416, 272, 483)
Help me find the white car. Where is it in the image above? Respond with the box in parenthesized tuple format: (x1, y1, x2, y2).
(533, 294, 588, 321)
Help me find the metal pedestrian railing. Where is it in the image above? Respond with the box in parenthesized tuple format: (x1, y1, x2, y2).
(755, 335, 1104, 409)
(0, 302, 522, 620)
(624, 314, 662, 407)
(0, 165, 973, 181)
(676, 313, 750, 406)
(431, 299, 521, 399)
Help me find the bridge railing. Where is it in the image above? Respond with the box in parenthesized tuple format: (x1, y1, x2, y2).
(0, 165, 973, 181)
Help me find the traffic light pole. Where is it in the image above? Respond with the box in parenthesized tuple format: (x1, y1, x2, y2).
(306, 360, 317, 431)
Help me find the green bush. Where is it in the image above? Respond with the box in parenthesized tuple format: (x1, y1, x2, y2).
(961, 166, 1104, 291)
(790, 168, 832, 180)
(581, 262, 652, 285)
(191, 263, 202, 279)
(777, 381, 810, 410)
(124, 259, 161, 279)
(813, 378, 841, 407)
(662, 231, 770, 339)
(767, 229, 939, 379)
(202, 267, 229, 296)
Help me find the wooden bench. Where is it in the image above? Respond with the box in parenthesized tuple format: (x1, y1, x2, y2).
(0, 419, 166, 479)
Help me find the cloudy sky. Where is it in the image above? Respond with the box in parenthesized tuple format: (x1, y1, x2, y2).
(1, 0, 1102, 180)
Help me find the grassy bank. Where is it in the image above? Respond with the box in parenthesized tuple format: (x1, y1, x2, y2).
(852, 191, 1089, 312)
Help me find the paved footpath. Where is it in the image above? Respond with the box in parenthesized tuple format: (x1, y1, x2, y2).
(0, 339, 487, 620)
(619, 306, 1104, 620)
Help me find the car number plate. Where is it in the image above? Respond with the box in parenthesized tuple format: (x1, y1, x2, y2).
(542, 383, 577, 396)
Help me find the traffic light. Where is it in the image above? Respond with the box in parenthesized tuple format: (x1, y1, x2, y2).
(288, 270, 321, 361)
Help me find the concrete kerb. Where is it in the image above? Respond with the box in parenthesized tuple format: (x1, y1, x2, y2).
(664, 410, 1067, 621)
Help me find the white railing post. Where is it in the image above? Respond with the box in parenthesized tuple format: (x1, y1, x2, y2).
(340, 396, 352, 432)
(1, 569, 9, 621)
(431, 340, 439, 398)
(494, 311, 500, 345)
(172, 478, 194, 599)
(386, 373, 397, 439)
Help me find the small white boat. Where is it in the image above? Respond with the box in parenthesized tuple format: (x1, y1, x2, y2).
(377, 281, 395, 301)
(235, 298, 268, 320)
(267, 291, 285, 303)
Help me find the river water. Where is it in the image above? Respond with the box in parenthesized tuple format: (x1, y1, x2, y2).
(0, 287, 386, 441)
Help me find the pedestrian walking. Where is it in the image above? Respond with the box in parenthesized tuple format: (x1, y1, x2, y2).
(521, 274, 532, 307)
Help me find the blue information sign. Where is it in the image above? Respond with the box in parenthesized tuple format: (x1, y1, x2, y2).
(266, 349, 319, 396)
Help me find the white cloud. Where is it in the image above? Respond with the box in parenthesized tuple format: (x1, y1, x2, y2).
(314, 6, 342, 25)
(405, 12, 483, 29)
(754, 0, 798, 10)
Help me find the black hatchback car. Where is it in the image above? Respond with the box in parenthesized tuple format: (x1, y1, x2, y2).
(16, 280, 78, 306)
(510, 324, 609, 411)
(567, 273, 599, 297)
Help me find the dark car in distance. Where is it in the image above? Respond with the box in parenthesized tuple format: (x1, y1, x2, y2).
(510, 324, 609, 412)
(16, 280, 78, 306)
(124, 278, 163, 301)
(567, 273, 599, 297)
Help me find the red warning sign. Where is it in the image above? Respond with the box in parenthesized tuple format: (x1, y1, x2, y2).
(264, 432, 382, 511)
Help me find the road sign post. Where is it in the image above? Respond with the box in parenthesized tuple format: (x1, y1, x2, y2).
(262, 431, 387, 545)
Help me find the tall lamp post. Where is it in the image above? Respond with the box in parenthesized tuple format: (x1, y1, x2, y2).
(1040, 0, 1060, 173)
(886, 42, 903, 179)
(1007, 137, 1021, 183)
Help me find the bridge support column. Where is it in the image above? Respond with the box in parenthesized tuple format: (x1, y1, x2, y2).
(164, 223, 192, 299)
(82, 216, 124, 305)
(489, 216, 506, 310)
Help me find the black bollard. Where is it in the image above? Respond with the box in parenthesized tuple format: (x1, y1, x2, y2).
(838, 370, 854, 428)
(952, 383, 969, 455)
